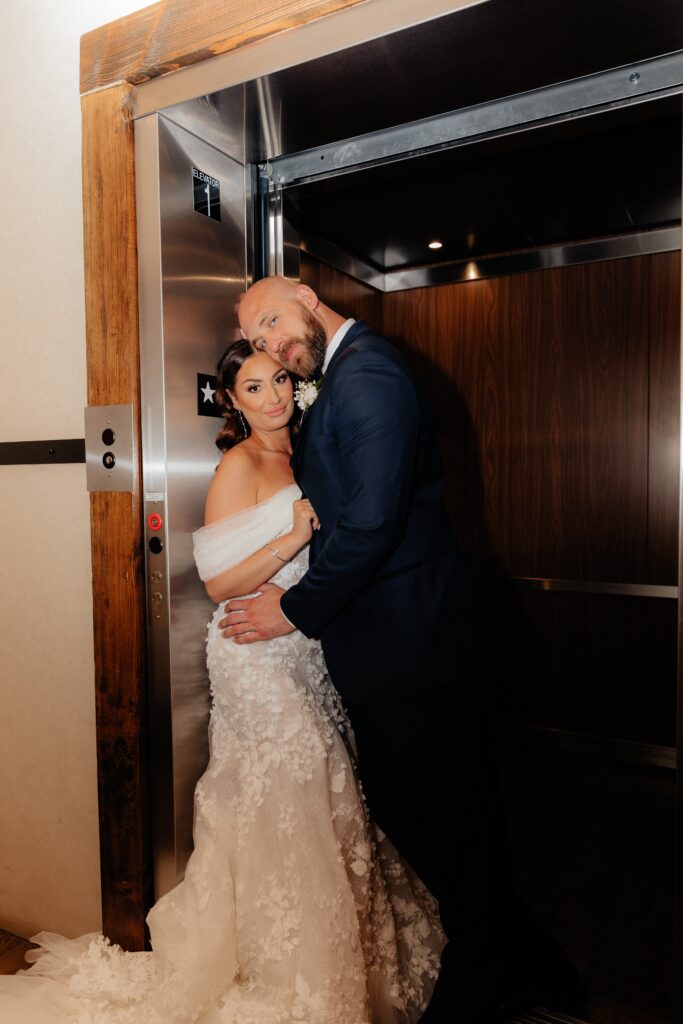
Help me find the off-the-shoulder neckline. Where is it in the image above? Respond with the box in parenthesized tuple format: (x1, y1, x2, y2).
(198, 482, 301, 532)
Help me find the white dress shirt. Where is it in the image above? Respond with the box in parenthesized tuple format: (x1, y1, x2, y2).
(322, 318, 356, 374)
(280, 319, 356, 630)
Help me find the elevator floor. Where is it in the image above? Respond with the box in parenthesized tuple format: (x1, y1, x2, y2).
(1, 747, 675, 1024)
(499, 746, 675, 1024)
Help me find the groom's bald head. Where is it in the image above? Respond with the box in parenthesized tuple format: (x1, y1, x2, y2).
(238, 276, 297, 324)
(237, 275, 343, 378)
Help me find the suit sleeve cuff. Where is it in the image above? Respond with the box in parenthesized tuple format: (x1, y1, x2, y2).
(280, 590, 315, 638)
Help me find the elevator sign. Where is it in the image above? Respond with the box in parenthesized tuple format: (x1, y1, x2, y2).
(197, 373, 222, 417)
(193, 167, 221, 221)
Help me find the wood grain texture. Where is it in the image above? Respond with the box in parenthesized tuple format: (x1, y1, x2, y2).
(382, 255, 680, 747)
(300, 250, 383, 327)
(82, 85, 152, 951)
(384, 259, 655, 584)
(491, 588, 677, 746)
(80, 0, 369, 93)
(648, 251, 681, 585)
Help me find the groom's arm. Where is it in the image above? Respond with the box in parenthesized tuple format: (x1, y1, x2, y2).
(281, 348, 420, 638)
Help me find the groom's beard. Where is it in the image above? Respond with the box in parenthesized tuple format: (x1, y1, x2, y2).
(278, 305, 327, 379)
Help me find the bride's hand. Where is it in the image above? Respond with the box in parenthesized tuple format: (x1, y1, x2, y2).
(291, 498, 319, 544)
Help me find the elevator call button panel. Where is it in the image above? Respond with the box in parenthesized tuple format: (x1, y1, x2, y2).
(145, 492, 168, 631)
(84, 404, 134, 492)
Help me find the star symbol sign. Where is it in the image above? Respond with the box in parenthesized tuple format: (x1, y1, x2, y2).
(201, 380, 216, 404)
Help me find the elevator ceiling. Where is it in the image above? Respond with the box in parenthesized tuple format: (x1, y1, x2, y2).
(164, 0, 683, 276)
(167, 0, 683, 168)
(285, 99, 681, 274)
(240, 0, 683, 160)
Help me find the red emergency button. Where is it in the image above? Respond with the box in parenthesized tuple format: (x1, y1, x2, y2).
(148, 512, 163, 532)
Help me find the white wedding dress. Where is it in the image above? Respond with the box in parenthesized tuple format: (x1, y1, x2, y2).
(0, 484, 444, 1024)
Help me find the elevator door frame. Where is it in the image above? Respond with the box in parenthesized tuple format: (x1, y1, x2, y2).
(82, 0, 683, 1007)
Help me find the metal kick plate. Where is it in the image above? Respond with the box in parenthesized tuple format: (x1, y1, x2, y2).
(84, 404, 135, 492)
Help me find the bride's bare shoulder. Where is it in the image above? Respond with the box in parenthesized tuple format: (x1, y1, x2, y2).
(205, 444, 259, 525)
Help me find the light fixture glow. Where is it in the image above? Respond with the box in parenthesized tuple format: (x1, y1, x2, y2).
(428, 240, 443, 250)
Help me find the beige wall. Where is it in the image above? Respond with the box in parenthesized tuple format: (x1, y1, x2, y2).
(0, 0, 148, 939)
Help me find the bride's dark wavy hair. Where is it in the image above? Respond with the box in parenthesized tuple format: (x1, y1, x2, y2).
(214, 339, 301, 452)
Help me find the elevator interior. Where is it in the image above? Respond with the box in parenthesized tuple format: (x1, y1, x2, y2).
(287, 97, 682, 1024)
(133, 2, 683, 1022)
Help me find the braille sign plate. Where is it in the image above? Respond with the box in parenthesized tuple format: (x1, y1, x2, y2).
(193, 166, 221, 221)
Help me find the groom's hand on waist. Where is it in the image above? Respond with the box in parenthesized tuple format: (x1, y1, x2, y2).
(219, 583, 294, 644)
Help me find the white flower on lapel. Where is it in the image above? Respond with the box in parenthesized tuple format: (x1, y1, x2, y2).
(294, 380, 320, 412)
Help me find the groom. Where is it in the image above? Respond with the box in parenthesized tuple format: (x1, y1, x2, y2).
(220, 276, 579, 1022)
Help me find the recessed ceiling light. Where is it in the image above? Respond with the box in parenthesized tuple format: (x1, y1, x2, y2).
(428, 240, 443, 250)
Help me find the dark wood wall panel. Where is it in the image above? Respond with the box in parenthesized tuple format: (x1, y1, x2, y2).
(379, 253, 680, 746)
(648, 251, 681, 585)
(300, 252, 680, 745)
(383, 258, 659, 584)
(491, 589, 677, 746)
(300, 251, 383, 329)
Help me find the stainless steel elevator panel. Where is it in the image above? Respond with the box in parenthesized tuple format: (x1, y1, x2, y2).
(135, 113, 247, 898)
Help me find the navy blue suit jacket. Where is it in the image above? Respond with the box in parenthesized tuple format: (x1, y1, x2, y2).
(281, 321, 491, 704)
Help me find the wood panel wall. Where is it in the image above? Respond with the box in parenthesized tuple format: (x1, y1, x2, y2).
(382, 252, 681, 746)
(383, 256, 680, 583)
(300, 251, 383, 327)
(301, 251, 681, 746)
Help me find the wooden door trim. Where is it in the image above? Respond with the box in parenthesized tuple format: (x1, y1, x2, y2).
(82, 84, 151, 950)
(80, 0, 369, 94)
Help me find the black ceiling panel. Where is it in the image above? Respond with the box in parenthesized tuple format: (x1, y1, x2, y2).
(288, 99, 681, 271)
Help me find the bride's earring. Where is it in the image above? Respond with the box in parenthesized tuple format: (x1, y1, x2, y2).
(237, 409, 247, 437)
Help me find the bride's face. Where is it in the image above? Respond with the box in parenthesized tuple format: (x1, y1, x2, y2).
(231, 351, 295, 432)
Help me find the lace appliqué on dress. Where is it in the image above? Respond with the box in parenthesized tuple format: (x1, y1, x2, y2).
(0, 485, 445, 1024)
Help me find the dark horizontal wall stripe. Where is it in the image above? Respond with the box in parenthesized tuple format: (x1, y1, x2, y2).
(0, 439, 86, 465)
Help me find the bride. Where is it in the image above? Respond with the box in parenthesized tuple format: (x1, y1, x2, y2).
(0, 339, 444, 1024)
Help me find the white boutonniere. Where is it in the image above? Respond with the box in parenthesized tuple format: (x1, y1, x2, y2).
(294, 379, 322, 413)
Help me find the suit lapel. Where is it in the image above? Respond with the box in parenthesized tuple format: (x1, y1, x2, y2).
(290, 320, 376, 475)
(291, 400, 316, 474)
(324, 320, 374, 374)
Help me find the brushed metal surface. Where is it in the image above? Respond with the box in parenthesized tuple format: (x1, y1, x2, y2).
(268, 51, 683, 186)
(132, 0, 489, 122)
(488, 574, 679, 600)
(84, 404, 135, 492)
(296, 226, 681, 292)
(133, 0, 683, 164)
(135, 113, 247, 898)
(504, 725, 676, 771)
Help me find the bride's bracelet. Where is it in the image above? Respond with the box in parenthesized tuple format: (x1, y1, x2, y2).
(266, 544, 290, 563)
